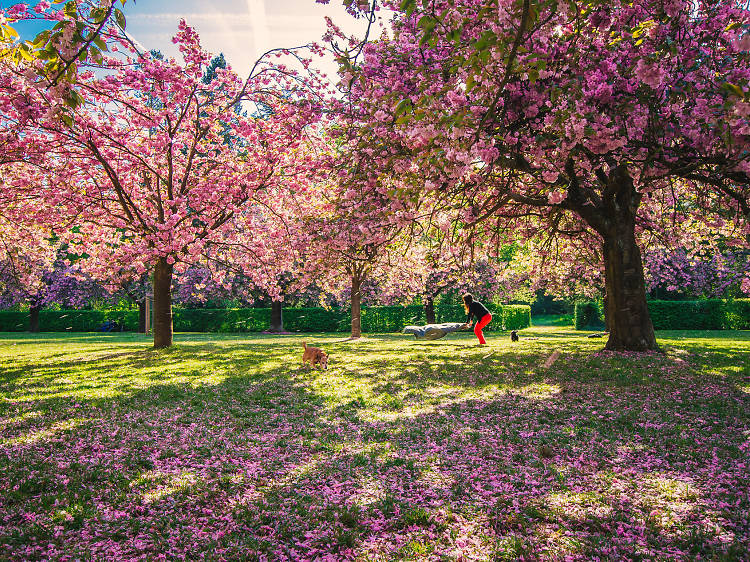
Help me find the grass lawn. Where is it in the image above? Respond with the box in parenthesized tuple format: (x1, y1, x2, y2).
(1, 326, 749, 560)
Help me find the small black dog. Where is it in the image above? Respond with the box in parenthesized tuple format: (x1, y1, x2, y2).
(510, 330, 519, 342)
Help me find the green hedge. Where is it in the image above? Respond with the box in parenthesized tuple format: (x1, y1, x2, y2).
(173, 308, 269, 332)
(723, 300, 750, 330)
(648, 300, 750, 330)
(575, 299, 750, 330)
(0, 311, 29, 332)
(0, 303, 532, 333)
(502, 305, 533, 331)
(0, 310, 138, 332)
(360, 305, 424, 333)
(575, 302, 605, 330)
(284, 308, 346, 332)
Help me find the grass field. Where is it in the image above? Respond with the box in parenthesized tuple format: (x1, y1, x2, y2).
(1, 326, 749, 560)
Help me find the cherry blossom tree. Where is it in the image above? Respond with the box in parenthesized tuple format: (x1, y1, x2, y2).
(1, 1, 130, 88)
(328, 0, 750, 350)
(645, 247, 750, 299)
(302, 162, 415, 338)
(1, 20, 330, 347)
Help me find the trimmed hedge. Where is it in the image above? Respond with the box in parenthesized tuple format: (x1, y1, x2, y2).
(360, 305, 424, 333)
(173, 308, 270, 332)
(648, 300, 750, 330)
(0, 310, 138, 332)
(284, 308, 346, 332)
(502, 305, 533, 331)
(0, 311, 28, 332)
(575, 302, 605, 330)
(0, 303, 532, 333)
(575, 299, 750, 330)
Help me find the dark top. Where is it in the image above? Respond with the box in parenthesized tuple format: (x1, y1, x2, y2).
(466, 301, 491, 323)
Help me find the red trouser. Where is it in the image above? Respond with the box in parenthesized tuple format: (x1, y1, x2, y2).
(474, 313, 492, 344)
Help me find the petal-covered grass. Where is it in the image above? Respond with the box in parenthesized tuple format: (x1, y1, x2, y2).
(0, 326, 748, 560)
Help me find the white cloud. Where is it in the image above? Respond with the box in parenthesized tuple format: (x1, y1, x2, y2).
(245, 0, 270, 58)
(122, 0, 387, 78)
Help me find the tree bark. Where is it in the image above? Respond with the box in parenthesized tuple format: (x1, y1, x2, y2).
(598, 169, 658, 352)
(603, 293, 611, 333)
(153, 258, 173, 348)
(269, 300, 284, 332)
(602, 231, 657, 351)
(351, 273, 362, 339)
(424, 296, 436, 324)
(138, 300, 147, 333)
(29, 304, 40, 333)
(564, 162, 657, 351)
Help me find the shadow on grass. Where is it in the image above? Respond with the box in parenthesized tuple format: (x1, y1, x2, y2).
(0, 330, 748, 559)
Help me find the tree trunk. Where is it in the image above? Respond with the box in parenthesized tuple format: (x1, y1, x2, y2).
(153, 258, 173, 348)
(598, 170, 658, 352)
(424, 296, 436, 324)
(29, 304, 40, 333)
(603, 293, 611, 333)
(567, 162, 658, 352)
(602, 231, 656, 351)
(351, 274, 362, 339)
(269, 300, 284, 332)
(138, 300, 147, 333)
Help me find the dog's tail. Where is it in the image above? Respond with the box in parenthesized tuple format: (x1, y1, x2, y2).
(302, 341, 307, 350)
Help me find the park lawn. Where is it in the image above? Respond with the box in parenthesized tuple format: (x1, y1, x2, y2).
(0, 327, 748, 560)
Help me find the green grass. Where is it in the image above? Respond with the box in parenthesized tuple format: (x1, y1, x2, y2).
(0, 325, 748, 559)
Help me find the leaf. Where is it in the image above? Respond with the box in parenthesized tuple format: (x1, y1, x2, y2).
(92, 35, 108, 52)
(89, 46, 103, 64)
(723, 83, 746, 99)
(417, 15, 436, 31)
(399, 0, 416, 12)
(38, 47, 57, 61)
(473, 30, 496, 52)
(67, 89, 84, 108)
(447, 28, 462, 43)
(114, 8, 126, 30)
(394, 98, 412, 116)
(64, 1, 77, 18)
(90, 7, 105, 23)
(17, 44, 34, 62)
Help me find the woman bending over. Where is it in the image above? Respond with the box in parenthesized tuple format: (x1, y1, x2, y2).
(463, 293, 492, 345)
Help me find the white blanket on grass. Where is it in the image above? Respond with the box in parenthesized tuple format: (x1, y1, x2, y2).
(402, 322, 465, 340)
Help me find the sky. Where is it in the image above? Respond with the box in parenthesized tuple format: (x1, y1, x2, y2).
(120, 0, 384, 81)
(0, 0, 387, 81)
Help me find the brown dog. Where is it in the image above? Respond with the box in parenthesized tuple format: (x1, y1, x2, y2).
(302, 342, 328, 369)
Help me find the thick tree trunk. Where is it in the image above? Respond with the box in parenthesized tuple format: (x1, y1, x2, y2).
(29, 305, 40, 333)
(602, 231, 657, 351)
(153, 258, 173, 348)
(566, 162, 657, 351)
(351, 274, 362, 339)
(269, 300, 284, 333)
(598, 170, 657, 352)
(138, 300, 147, 333)
(424, 296, 436, 324)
